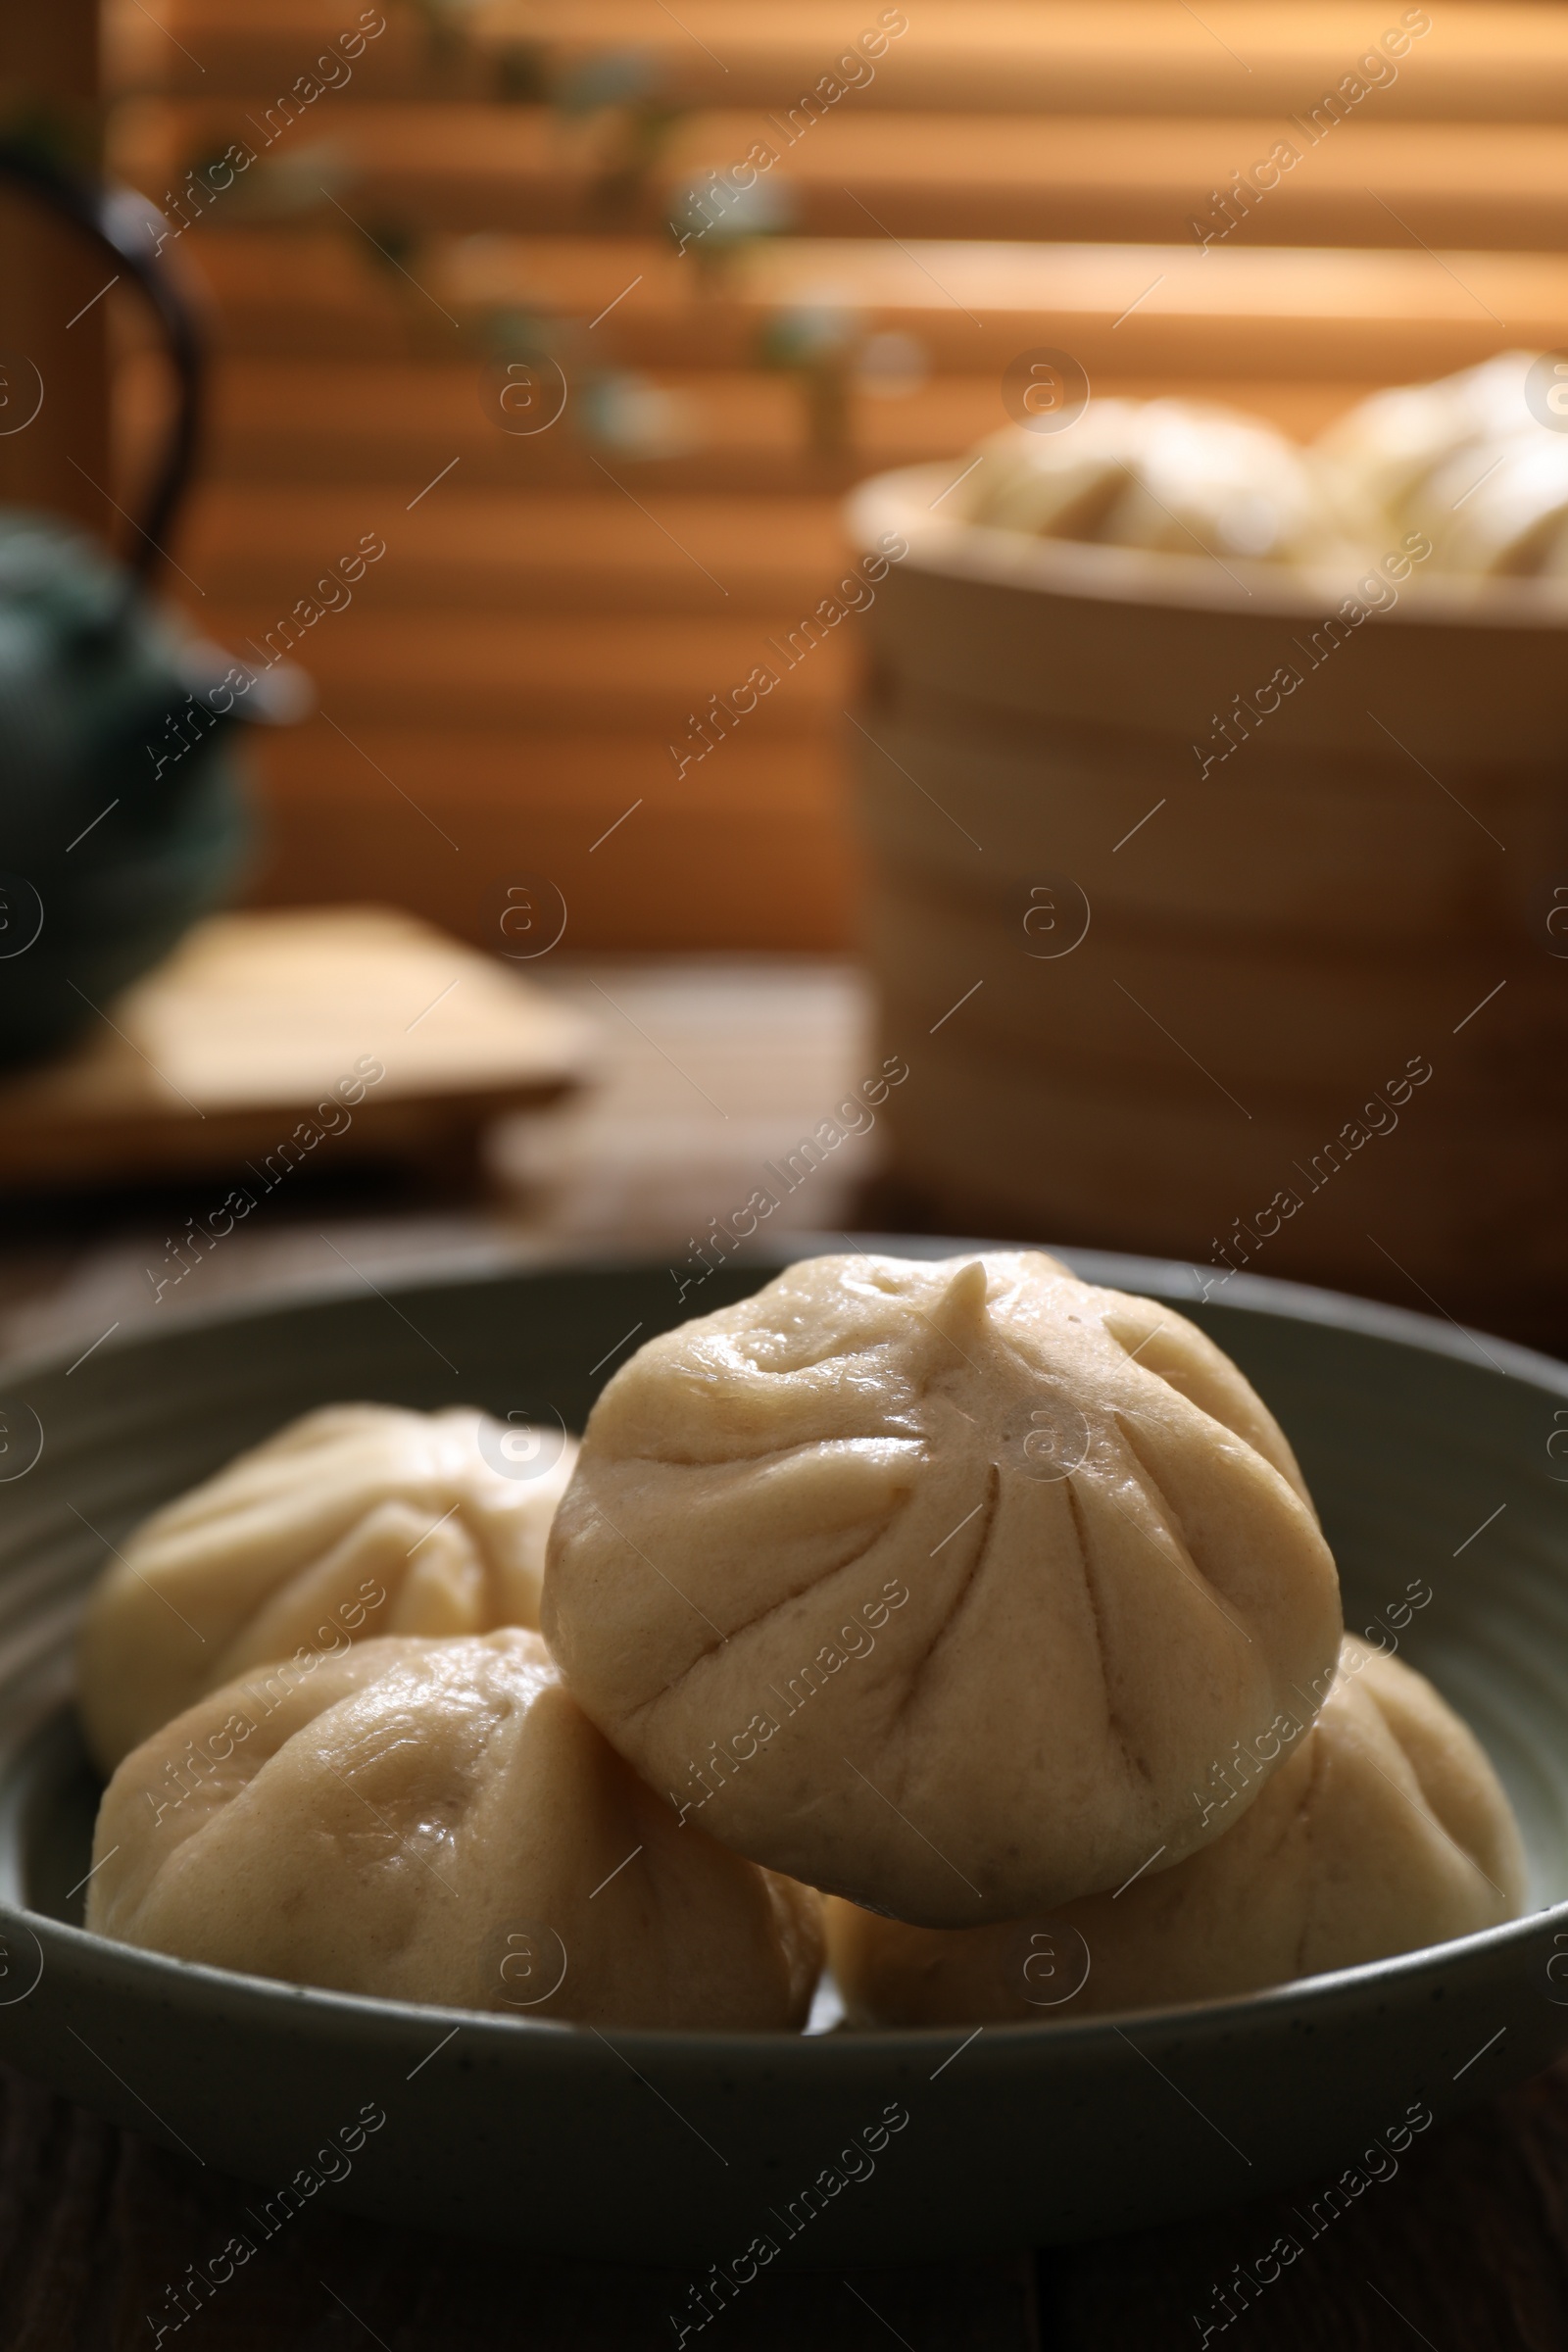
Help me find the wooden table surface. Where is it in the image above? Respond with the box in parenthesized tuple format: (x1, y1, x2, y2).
(8, 2050, 1568, 2349)
(3, 956, 1562, 2351)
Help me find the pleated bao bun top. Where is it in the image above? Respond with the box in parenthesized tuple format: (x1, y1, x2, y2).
(543, 1250, 1343, 1927)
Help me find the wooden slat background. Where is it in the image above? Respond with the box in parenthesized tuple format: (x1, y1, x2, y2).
(97, 0, 1568, 951)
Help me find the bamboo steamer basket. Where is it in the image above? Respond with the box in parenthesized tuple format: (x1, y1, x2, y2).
(844, 465, 1568, 1344)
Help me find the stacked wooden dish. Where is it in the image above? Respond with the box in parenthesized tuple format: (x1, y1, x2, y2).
(844, 471, 1568, 1345)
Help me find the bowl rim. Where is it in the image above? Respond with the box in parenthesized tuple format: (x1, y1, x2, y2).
(10, 1892, 1563, 2066)
(5, 1233, 1564, 2057)
(4, 1233, 1560, 1401)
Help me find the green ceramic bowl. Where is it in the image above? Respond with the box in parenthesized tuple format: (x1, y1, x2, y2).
(0, 1238, 1564, 2265)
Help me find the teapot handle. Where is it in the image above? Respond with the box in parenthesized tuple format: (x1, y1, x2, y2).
(0, 140, 201, 584)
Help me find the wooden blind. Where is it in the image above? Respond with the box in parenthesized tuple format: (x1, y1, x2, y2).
(0, 5, 109, 536)
(102, 0, 1568, 952)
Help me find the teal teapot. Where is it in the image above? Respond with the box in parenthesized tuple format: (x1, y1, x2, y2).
(0, 142, 301, 1069)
